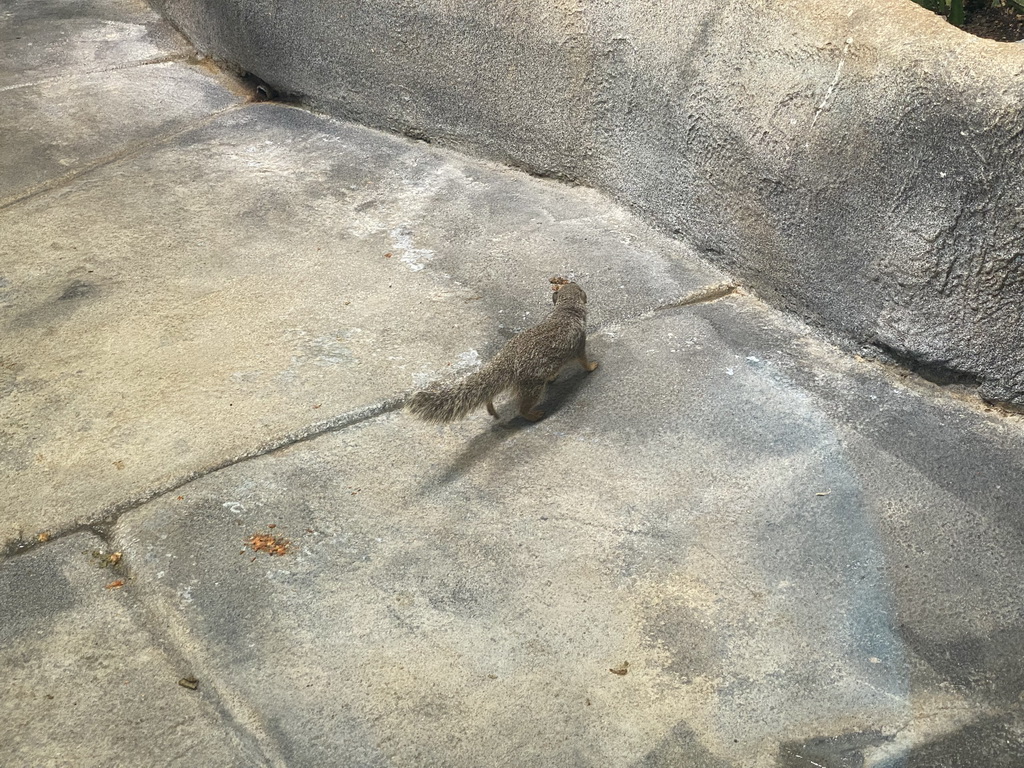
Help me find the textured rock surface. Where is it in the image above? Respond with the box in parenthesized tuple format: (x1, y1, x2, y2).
(3, 0, 1024, 765)
(152, 0, 1024, 405)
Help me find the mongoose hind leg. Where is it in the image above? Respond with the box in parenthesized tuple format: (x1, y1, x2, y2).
(520, 406, 545, 422)
(517, 382, 546, 422)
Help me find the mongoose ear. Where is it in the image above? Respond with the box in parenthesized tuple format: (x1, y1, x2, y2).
(551, 284, 561, 304)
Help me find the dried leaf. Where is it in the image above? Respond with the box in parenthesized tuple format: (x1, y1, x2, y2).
(246, 533, 291, 556)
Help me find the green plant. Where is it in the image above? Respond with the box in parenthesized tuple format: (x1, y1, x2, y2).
(950, 0, 965, 25)
(911, 0, 965, 25)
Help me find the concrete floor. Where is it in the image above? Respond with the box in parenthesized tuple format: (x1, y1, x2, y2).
(2, 1, 1024, 766)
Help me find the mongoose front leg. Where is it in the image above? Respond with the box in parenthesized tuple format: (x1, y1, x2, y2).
(577, 341, 598, 372)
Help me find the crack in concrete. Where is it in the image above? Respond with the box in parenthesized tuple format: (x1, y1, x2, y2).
(2, 282, 744, 558)
(1, 400, 414, 758)
(811, 37, 853, 128)
(0, 54, 193, 94)
(0, 101, 247, 211)
(108, 540, 287, 767)
(44, 520, 285, 765)
(25, 277, 1007, 571)
(652, 282, 740, 312)
(2, 395, 406, 558)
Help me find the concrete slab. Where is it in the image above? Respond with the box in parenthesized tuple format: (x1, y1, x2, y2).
(0, 0, 189, 88)
(0, 61, 243, 203)
(0, 102, 727, 549)
(111, 293, 1024, 767)
(0, 532, 260, 767)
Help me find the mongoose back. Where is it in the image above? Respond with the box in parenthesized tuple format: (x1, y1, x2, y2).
(407, 281, 598, 423)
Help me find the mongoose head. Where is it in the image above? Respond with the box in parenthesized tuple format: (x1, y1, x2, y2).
(551, 281, 586, 305)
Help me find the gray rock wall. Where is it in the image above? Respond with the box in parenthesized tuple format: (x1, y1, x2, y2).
(154, 0, 1024, 404)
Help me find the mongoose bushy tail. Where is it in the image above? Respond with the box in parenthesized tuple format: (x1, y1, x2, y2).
(407, 280, 598, 423)
(407, 367, 514, 423)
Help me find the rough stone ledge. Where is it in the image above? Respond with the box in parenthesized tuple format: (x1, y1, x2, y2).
(151, 0, 1024, 406)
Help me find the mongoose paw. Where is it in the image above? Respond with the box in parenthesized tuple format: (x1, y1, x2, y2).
(584, 360, 599, 372)
(522, 409, 545, 422)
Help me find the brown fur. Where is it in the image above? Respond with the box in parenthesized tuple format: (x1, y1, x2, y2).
(407, 282, 598, 422)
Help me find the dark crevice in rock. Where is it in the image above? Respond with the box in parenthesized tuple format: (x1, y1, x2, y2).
(521, 165, 578, 184)
(872, 341, 984, 389)
(231, 70, 304, 106)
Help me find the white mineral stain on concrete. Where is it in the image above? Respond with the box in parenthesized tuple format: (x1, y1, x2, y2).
(411, 349, 481, 388)
(389, 225, 435, 271)
(454, 349, 481, 370)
